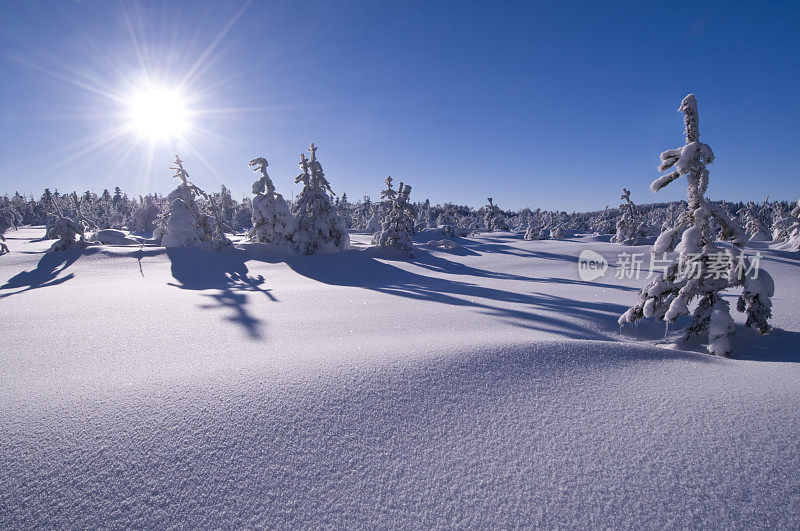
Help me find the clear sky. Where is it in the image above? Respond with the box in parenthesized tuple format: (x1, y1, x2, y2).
(0, 0, 798, 211)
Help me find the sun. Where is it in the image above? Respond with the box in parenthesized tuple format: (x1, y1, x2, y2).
(126, 87, 189, 141)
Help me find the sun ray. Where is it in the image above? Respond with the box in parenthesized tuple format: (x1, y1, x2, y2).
(177, 0, 252, 93)
(41, 125, 132, 177)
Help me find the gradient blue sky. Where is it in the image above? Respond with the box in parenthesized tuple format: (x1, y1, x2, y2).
(0, 0, 798, 211)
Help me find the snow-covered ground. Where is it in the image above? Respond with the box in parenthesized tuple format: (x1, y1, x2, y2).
(1, 227, 799, 527)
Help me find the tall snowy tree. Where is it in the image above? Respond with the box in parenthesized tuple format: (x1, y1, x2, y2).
(619, 94, 773, 356)
(248, 156, 294, 246)
(373, 181, 415, 256)
(291, 143, 350, 254)
(611, 188, 644, 245)
(379, 176, 397, 213)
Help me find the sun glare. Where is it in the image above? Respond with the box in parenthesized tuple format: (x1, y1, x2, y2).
(127, 87, 189, 141)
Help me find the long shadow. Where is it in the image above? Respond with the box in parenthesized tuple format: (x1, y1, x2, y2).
(459, 239, 581, 262)
(0, 248, 82, 298)
(166, 247, 276, 339)
(283, 249, 627, 341)
(410, 252, 540, 281)
(525, 276, 641, 292)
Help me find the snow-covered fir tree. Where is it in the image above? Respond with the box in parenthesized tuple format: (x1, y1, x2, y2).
(783, 198, 800, 251)
(611, 188, 644, 245)
(0, 199, 20, 254)
(366, 206, 383, 234)
(158, 156, 231, 248)
(484, 198, 507, 231)
(338, 193, 352, 228)
(619, 94, 773, 356)
(291, 143, 350, 254)
(373, 181, 415, 256)
(248, 156, 295, 246)
(379, 176, 397, 213)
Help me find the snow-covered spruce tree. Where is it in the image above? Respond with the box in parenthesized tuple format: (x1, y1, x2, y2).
(0, 200, 19, 255)
(372, 181, 415, 256)
(291, 143, 350, 255)
(484, 198, 507, 231)
(158, 156, 231, 248)
(379, 176, 397, 214)
(338, 193, 352, 229)
(619, 94, 772, 356)
(248, 156, 294, 246)
(366, 206, 383, 234)
(783, 198, 800, 251)
(611, 188, 643, 245)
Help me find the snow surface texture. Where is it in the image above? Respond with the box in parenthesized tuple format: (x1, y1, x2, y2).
(1, 227, 799, 527)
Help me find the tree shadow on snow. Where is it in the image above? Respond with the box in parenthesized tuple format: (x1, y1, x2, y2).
(283, 249, 627, 341)
(166, 247, 276, 339)
(0, 248, 82, 298)
(729, 326, 800, 363)
(459, 239, 580, 262)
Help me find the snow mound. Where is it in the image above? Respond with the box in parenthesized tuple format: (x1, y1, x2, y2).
(426, 238, 458, 250)
(92, 229, 143, 245)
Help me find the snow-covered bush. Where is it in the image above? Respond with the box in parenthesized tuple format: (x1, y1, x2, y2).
(131, 195, 161, 234)
(593, 206, 616, 234)
(248, 156, 294, 246)
(619, 94, 772, 356)
(291, 143, 350, 255)
(43, 192, 97, 252)
(373, 181, 415, 256)
(524, 224, 548, 241)
(549, 224, 565, 239)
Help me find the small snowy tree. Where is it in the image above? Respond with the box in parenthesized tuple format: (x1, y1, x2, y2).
(593, 205, 616, 234)
(159, 156, 231, 248)
(131, 195, 161, 234)
(373, 181, 415, 256)
(248, 156, 295, 246)
(619, 94, 773, 356)
(783, 198, 800, 251)
(0, 201, 19, 255)
(484, 198, 507, 231)
(43, 192, 96, 252)
(291, 143, 350, 254)
(611, 188, 645, 245)
(366, 206, 383, 234)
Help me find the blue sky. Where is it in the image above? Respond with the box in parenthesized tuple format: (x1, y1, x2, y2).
(0, 0, 798, 211)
